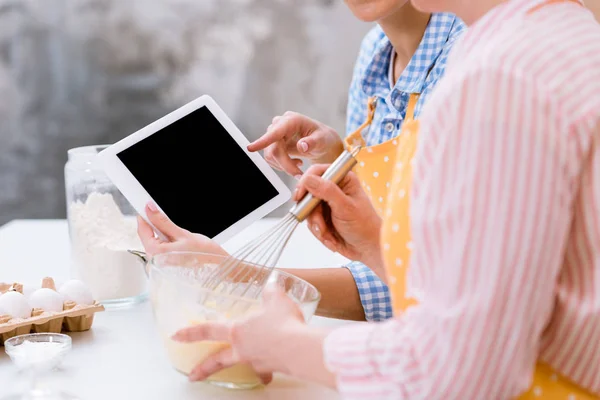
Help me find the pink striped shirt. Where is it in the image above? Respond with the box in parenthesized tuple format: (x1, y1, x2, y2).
(323, 0, 600, 398)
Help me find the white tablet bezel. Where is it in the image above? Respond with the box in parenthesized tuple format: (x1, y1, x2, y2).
(97, 94, 291, 244)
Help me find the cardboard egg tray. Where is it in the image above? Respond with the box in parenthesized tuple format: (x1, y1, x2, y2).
(0, 277, 104, 345)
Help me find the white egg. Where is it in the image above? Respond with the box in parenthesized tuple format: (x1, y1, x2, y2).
(58, 280, 94, 305)
(29, 288, 64, 312)
(0, 291, 32, 318)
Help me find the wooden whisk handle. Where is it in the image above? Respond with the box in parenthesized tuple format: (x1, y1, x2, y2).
(290, 146, 361, 222)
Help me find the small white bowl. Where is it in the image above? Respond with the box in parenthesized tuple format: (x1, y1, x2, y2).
(5, 333, 72, 372)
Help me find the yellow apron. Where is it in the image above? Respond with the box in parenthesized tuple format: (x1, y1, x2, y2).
(376, 0, 596, 397)
(345, 94, 421, 312)
(344, 95, 419, 218)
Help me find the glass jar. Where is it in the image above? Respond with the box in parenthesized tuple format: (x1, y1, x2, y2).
(64, 145, 148, 308)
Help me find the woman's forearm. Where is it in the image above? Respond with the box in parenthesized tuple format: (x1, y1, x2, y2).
(282, 267, 366, 321)
(281, 326, 336, 389)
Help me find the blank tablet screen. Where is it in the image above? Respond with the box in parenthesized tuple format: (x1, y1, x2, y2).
(116, 106, 280, 238)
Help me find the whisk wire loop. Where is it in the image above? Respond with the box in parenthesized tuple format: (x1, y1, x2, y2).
(201, 147, 361, 301)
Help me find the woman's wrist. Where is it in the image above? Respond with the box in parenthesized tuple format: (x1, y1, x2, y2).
(359, 217, 387, 281)
(361, 248, 387, 282)
(359, 215, 386, 281)
(280, 324, 337, 388)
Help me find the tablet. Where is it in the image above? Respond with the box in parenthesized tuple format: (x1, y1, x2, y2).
(97, 94, 291, 244)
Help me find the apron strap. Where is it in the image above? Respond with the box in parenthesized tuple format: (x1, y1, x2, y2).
(345, 62, 430, 150)
(345, 96, 377, 150)
(345, 92, 423, 150)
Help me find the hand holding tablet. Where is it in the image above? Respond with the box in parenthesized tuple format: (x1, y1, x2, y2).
(97, 95, 291, 244)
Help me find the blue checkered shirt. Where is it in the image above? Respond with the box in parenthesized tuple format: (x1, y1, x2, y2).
(344, 14, 466, 321)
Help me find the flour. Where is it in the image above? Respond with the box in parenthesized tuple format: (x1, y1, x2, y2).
(69, 192, 147, 301)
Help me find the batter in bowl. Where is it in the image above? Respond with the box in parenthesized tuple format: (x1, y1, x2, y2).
(150, 266, 263, 388)
(162, 335, 260, 387)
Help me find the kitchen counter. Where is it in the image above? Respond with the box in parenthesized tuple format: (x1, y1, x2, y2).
(0, 218, 352, 399)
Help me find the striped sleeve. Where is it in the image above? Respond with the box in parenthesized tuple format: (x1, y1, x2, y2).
(323, 67, 576, 399)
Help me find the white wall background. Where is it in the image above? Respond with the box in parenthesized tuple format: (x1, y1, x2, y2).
(0, 0, 372, 223)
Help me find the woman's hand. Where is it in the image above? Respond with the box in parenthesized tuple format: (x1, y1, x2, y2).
(247, 112, 344, 177)
(137, 202, 228, 257)
(295, 164, 385, 274)
(172, 285, 335, 388)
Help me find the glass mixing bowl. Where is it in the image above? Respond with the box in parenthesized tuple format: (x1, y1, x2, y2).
(147, 252, 321, 390)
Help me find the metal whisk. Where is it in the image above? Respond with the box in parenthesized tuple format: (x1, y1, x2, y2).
(201, 145, 362, 299)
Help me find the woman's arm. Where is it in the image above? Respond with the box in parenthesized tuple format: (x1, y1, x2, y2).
(138, 205, 375, 321)
(282, 267, 366, 321)
(322, 67, 574, 398)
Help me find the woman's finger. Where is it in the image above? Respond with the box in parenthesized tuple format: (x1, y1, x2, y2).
(338, 171, 365, 197)
(137, 216, 162, 254)
(264, 146, 284, 172)
(247, 114, 293, 152)
(247, 130, 284, 152)
(188, 347, 239, 382)
(145, 203, 186, 240)
(302, 174, 351, 210)
(292, 158, 303, 168)
(172, 322, 232, 343)
(258, 373, 273, 385)
(321, 203, 345, 245)
(307, 205, 341, 250)
(295, 128, 333, 157)
(272, 143, 303, 177)
(320, 237, 339, 253)
(294, 164, 330, 201)
(137, 216, 156, 242)
(306, 204, 327, 239)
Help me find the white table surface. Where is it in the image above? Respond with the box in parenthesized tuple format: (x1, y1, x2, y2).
(0, 218, 352, 400)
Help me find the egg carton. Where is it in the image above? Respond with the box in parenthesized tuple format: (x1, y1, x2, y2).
(0, 277, 104, 345)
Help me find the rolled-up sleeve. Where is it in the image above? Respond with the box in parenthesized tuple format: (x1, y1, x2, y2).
(324, 68, 575, 399)
(344, 261, 392, 322)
